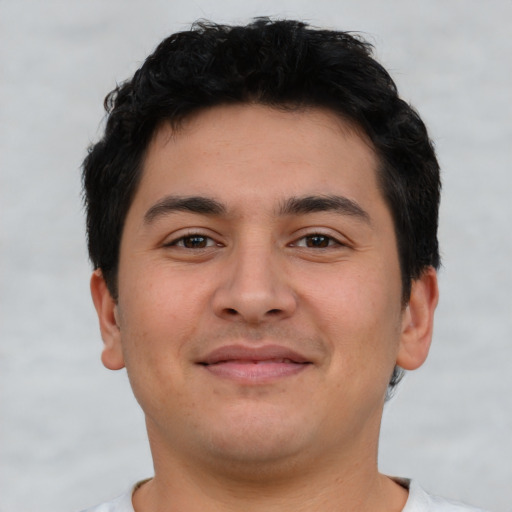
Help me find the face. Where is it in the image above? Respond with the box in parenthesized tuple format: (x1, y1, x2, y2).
(92, 104, 436, 475)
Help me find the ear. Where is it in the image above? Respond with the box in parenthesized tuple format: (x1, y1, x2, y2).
(396, 267, 439, 371)
(90, 269, 125, 370)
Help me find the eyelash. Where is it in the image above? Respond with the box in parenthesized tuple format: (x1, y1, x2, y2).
(165, 232, 344, 250)
(166, 233, 220, 249)
(290, 233, 343, 249)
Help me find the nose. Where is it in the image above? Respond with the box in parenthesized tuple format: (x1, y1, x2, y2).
(212, 243, 297, 324)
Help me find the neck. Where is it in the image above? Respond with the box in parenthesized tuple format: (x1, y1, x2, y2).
(132, 419, 408, 512)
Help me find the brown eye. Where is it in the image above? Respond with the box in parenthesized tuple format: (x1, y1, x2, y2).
(290, 233, 345, 249)
(173, 235, 215, 249)
(304, 235, 334, 248)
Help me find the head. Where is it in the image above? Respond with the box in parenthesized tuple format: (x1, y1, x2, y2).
(83, 18, 440, 394)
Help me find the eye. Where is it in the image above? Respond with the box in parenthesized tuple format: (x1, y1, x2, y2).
(168, 234, 217, 249)
(292, 234, 341, 248)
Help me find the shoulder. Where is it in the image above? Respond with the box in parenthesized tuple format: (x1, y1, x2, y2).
(78, 484, 136, 512)
(402, 479, 489, 512)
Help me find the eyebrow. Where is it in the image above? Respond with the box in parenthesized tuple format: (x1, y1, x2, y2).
(278, 195, 371, 224)
(144, 195, 226, 224)
(143, 193, 371, 225)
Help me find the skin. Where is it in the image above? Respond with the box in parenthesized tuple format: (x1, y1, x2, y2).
(91, 104, 438, 512)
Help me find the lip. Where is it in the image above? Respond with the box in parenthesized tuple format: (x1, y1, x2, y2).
(198, 344, 312, 383)
(199, 344, 311, 365)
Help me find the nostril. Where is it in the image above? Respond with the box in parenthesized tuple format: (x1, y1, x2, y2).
(225, 308, 238, 316)
(267, 309, 282, 315)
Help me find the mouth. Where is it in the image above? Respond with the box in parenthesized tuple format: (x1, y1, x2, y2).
(198, 345, 312, 382)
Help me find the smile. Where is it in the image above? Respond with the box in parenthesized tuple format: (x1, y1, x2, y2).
(198, 345, 312, 382)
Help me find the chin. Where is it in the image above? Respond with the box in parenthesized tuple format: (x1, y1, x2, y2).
(199, 411, 312, 468)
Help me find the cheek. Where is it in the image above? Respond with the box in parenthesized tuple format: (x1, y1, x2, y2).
(116, 274, 195, 376)
(302, 266, 403, 361)
(117, 287, 197, 419)
(120, 260, 209, 330)
(306, 265, 396, 318)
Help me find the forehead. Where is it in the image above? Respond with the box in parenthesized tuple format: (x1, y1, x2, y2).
(136, 104, 381, 212)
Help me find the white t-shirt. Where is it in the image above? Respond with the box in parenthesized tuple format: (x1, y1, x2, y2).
(79, 479, 488, 512)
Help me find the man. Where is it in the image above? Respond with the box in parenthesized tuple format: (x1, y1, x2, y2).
(81, 19, 484, 512)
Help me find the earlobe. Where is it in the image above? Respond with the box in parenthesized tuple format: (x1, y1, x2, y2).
(90, 269, 125, 371)
(396, 267, 439, 371)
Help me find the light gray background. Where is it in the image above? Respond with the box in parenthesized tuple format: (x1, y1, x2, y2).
(1, 1, 511, 511)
